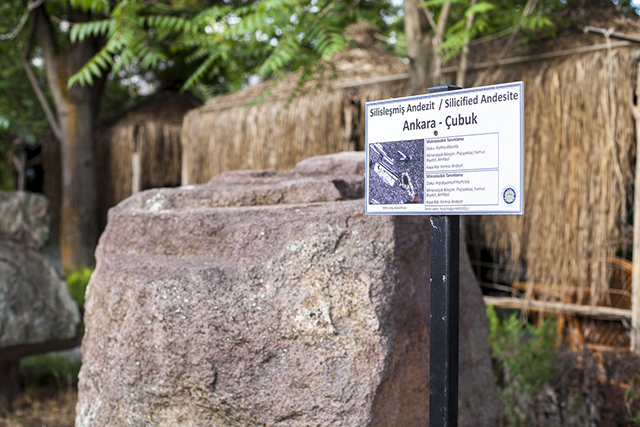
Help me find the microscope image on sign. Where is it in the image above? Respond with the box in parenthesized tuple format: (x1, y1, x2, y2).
(368, 139, 425, 205)
(371, 144, 416, 197)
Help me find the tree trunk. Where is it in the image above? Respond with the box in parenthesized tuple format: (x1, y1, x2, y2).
(0, 360, 20, 404)
(58, 77, 99, 268)
(404, 0, 437, 95)
(11, 147, 26, 191)
(35, 7, 99, 268)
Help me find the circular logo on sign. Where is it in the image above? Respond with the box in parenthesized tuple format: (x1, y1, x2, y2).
(503, 187, 517, 205)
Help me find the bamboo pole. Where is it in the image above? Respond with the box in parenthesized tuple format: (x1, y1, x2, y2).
(584, 26, 640, 44)
(483, 296, 631, 321)
(630, 62, 640, 352)
(131, 151, 141, 195)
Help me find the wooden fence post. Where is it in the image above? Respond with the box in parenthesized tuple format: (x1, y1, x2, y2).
(631, 62, 640, 352)
(131, 141, 142, 195)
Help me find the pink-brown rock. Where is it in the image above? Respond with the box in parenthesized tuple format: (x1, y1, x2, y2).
(77, 152, 498, 426)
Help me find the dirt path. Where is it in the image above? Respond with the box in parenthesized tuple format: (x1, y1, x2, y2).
(0, 390, 76, 427)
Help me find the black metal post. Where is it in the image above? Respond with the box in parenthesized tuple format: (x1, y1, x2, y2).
(429, 215, 459, 426)
(428, 84, 461, 427)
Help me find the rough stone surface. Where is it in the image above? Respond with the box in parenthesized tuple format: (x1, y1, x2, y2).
(0, 191, 51, 251)
(0, 240, 80, 349)
(0, 192, 80, 354)
(77, 152, 498, 426)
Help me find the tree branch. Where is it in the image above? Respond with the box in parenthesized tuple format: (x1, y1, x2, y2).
(11, 147, 26, 191)
(20, 12, 63, 142)
(0, 0, 45, 41)
(34, 5, 60, 64)
(32, 4, 68, 141)
(20, 55, 63, 142)
(421, 1, 453, 44)
(456, 0, 478, 87)
(473, 0, 538, 86)
(423, 5, 439, 39)
(3, 88, 26, 116)
(436, 1, 452, 44)
(426, 1, 452, 85)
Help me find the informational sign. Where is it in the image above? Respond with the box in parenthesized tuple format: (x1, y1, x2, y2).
(365, 82, 524, 215)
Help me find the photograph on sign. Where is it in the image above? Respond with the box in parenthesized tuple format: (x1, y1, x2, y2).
(365, 81, 524, 215)
(369, 139, 424, 205)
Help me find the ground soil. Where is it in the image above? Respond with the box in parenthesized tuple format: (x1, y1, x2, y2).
(0, 389, 76, 427)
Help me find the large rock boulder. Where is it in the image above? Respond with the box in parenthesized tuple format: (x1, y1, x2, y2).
(77, 152, 498, 426)
(0, 191, 81, 402)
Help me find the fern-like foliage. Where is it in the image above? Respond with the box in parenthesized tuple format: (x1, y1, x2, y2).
(69, 0, 111, 15)
(68, 0, 184, 88)
(67, 0, 390, 93)
(69, 19, 113, 43)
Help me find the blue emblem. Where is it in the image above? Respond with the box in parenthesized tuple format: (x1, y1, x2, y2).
(503, 187, 516, 205)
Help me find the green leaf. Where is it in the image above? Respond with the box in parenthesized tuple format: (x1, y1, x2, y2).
(183, 53, 218, 90)
(70, 20, 114, 44)
(66, 266, 93, 310)
(0, 113, 10, 130)
(466, 1, 495, 16)
(257, 36, 299, 76)
(88, 62, 101, 77)
(420, 0, 461, 9)
(67, 43, 115, 88)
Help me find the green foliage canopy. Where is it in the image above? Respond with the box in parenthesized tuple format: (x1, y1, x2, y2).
(0, 0, 53, 189)
(66, 0, 401, 94)
(66, 266, 93, 311)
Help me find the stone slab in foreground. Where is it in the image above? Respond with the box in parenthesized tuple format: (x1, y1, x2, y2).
(77, 152, 498, 426)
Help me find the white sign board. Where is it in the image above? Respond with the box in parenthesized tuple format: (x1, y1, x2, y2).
(365, 81, 524, 215)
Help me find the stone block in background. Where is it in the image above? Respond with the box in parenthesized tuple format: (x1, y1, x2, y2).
(77, 152, 498, 426)
(0, 191, 51, 251)
(0, 191, 81, 402)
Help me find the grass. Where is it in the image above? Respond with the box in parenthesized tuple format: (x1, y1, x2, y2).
(487, 305, 558, 426)
(0, 353, 81, 427)
(0, 388, 77, 427)
(65, 266, 93, 312)
(20, 353, 81, 392)
(17, 266, 91, 394)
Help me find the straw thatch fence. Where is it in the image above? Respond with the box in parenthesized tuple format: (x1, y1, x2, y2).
(96, 91, 200, 229)
(448, 6, 640, 348)
(180, 12, 640, 347)
(461, 25, 638, 306)
(180, 24, 410, 185)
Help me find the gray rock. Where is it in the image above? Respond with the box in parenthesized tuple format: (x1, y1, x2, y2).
(77, 152, 498, 426)
(0, 240, 79, 350)
(0, 191, 50, 250)
(0, 192, 80, 352)
(0, 191, 81, 402)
